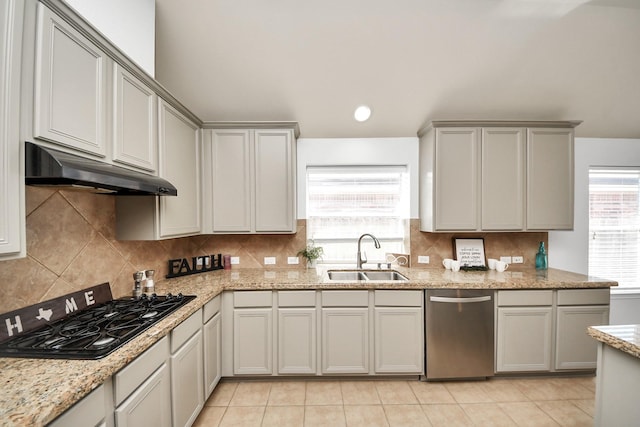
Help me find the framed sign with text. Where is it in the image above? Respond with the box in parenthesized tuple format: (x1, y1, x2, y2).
(453, 238, 487, 268)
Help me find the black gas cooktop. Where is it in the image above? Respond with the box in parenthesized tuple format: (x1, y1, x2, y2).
(0, 293, 195, 360)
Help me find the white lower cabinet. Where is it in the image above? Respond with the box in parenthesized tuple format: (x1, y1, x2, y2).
(496, 290, 554, 372)
(113, 336, 171, 427)
(223, 289, 425, 377)
(278, 308, 317, 374)
(555, 289, 610, 370)
(321, 290, 370, 375)
(496, 306, 553, 372)
(232, 291, 274, 375)
(373, 290, 424, 374)
(496, 289, 610, 374)
(322, 308, 369, 374)
(115, 364, 171, 427)
(203, 296, 222, 398)
(171, 310, 204, 427)
(50, 383, 110, 427)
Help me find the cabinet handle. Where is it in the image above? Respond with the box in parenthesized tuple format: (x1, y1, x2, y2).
(429, 296, 492, 304)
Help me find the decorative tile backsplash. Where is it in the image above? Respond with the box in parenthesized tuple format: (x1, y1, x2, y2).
(0, 188, 547, 314)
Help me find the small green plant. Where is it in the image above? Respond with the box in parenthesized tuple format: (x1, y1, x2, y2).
(297, 241, 324, 264)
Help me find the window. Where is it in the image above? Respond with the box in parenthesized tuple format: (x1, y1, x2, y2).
(306, 166, 410, 264)
(589, 168, 640, 291)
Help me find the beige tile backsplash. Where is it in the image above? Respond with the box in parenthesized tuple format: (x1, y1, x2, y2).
(0, 188, 547, 314)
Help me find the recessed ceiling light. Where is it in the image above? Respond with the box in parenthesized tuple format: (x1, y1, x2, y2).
(354, 105, 372, 122)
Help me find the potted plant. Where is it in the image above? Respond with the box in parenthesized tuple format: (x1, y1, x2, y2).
(297, 241, 324, 268)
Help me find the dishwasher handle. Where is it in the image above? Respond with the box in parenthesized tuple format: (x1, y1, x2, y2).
(429, 295, 492, 304)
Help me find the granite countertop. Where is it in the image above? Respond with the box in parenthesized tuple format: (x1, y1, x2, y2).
(588, 324, 640, 360)
(0, 267, 616, 426)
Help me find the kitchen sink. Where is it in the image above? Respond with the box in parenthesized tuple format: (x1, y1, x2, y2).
(361, 270, 409, 281)
(326, 270, 409, 282)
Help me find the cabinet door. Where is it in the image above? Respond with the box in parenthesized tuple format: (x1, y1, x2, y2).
(203, 312, 221, 398)
(158, 99, 201, 237)
(171, 330, 204, 427)
(233, 308, 273, 375)
(113, 64, 157, 171)
(34, 3, 107, 156)
(526, 128, 574, 230)
(481, 128, 525, 230)
(254, 130, 296, 232)
(496, 306, 553, 372)
(555, 306, 609, 370)
(211, 130, 252, 232)
(0, 0, 23, 257)
(434, 128, 479, 230)
(116, 364, 171, 427)
(322, 308, 369, 374)
(374, 307, 423, 374)
(278, 308, 317, 374)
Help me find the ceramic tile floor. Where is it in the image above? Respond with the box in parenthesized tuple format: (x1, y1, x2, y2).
(193, 376, 596, 426)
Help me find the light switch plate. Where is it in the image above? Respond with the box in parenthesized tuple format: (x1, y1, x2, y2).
(230, 256, 240, 265)
(500, 256, 512, 263)
(287, 257, 299, 265)
(418, 255, 430, 264)
(264, 257, 276, 265)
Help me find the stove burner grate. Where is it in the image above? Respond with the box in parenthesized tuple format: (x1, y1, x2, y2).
(0, 294, 195, 359)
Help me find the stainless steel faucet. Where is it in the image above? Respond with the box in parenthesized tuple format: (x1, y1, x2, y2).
(357, 233, 381, 269)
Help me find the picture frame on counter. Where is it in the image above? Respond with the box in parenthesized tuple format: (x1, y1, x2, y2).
(453, 238, 487, 268)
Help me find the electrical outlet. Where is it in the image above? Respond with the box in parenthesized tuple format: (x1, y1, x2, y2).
(512, 256, 524, 264)
(230, 256, 240, 265)
(264, 256, 276, 265)
(287, 257, 299, 265)
(196, 257, 203, 266)
(418, 255, 430, 264)
(500, 256, 512, 264)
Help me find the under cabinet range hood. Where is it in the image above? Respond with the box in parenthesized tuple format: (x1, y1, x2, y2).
(25, 142, 177, 196)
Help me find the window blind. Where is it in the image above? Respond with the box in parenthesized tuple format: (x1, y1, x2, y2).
(589, 168, 640, 290)
(306, 166, 410, 263)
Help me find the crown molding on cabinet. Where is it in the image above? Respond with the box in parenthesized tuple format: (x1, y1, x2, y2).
(202, 121, 300, 138)
(418, 120, 583, 137)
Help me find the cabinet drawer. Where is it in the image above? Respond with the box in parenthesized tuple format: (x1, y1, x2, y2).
(49, 384, 106, 427)
(114, 335, 169, 406)
(322, 290, 368, 307)
(557, 288, 610, 306)
(278, 290, 316, 307)
(203, 295, 221, 323)
(498, 290, 553, 306)
(234, 290, 272, 307)
(171, 309, 201, 353)
(374, 290, 422, 307)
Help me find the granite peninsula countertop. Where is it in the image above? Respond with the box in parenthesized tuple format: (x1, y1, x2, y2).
(588, 324, 640, 360)
(0, 267, 616, 426)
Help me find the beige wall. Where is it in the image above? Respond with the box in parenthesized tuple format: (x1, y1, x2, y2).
(0, 188, 546, 314)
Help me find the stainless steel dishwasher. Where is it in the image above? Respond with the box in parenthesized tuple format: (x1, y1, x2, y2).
(425, 289, 494, 380)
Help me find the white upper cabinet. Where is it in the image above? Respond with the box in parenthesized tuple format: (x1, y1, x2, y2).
(205, 126, 297, 234)
(254, 130, 296, 232)
(115, 100, 201, 240)
(419, 120, 579, 232)
(34, 3, 107, 156)
(0, 0, 24, 258)
(157, 99, 201, 238)
(210, 129, 252, 232)
(433, 128, 479, 231)
(526, 128, 575, 230)
(481, 128, 525, 230)
(113, 63, 157, 172)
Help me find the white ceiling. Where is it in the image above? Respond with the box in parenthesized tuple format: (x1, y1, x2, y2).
(154, 0, 640, 139)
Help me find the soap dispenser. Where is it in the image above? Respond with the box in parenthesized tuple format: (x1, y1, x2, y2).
(535, 242, 548, 270)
